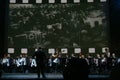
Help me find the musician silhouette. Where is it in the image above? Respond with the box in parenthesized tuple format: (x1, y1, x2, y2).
(63, 57, 89, 80)
(33, 47, 46, 78)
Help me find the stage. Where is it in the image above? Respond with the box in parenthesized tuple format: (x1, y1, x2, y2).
(0, 73, 109, 80)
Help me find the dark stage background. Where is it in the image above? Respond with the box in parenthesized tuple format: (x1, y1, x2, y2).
(109, 0, 120, 57)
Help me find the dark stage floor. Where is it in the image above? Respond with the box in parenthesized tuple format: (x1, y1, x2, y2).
(0, 73, 110, 80)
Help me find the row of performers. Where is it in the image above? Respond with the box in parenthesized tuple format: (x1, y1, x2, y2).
(0, 53, 120, 73)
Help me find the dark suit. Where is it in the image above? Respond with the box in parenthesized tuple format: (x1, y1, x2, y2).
(33, 49, 46, 78)
(63, 57, 89, 80)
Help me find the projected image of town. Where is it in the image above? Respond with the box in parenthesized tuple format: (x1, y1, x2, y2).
(8, 3, 109, 49)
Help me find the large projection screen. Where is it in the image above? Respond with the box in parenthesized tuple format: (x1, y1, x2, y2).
(8, 0, 109, 55)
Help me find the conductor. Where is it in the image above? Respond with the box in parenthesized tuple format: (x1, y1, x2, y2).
(33, 47, 46, 78)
